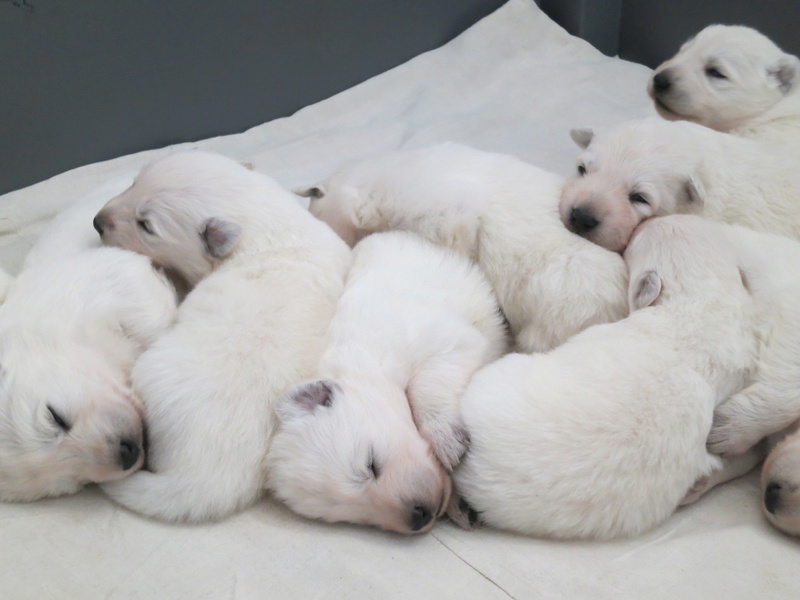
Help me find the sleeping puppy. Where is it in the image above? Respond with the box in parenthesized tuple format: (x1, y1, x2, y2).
(266, 231, 507, 534)
(703, 225, 800, 458)
(97, 151, 351, 522)
(559, 117, 800, 253)
(762, 424, 800, 536)
(0, 248, 177, 501)
(299, 143, 628, 353)
(448, 215, 763, 540)
(649, 25, 800, 143)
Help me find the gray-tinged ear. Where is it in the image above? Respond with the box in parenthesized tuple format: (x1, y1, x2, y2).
(570, 128, 594, 149)
(769, 54, 800, 93)
(293, 186, 325, 200)
(201, 218, 242, 258)
(683, 175, 705, 206)
(630, 269, 662, 310)
(278, 380, 338, 421)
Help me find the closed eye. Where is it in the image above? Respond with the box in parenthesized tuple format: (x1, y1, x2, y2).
(47, 405, 71, 433)
(577, 164, 587, 176)
(629, 192, 649, 205)
(368, 449, 381, 480)
(705, 66, 726, 80)
(137, 219, 154, 235)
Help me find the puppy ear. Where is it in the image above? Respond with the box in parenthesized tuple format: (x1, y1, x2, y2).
(630, 269, 662, 310)
(768, 54, 800, 93)
(570, 128, 594, 149)
(293, 186, 325, 201)
(277, 380, 338, 421)
(201, 218, 242, 258)
(683, 175, 705, 207)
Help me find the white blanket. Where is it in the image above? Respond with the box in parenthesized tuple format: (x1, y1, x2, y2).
(1, 1, 797, 598)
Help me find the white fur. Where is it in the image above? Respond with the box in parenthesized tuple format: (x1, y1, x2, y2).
(98, 151, 351, 522)
(560, 117, 800, 253)
(705, 226, 800, 456)
(0, 248, 177, 501)
(450, 215, 760, 540)
(266, 231, 507, 534)
(649, 25, 800, 143)
(303, 143, 628, 353)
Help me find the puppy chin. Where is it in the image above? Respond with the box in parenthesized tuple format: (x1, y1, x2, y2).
(653, 98, 684, 122)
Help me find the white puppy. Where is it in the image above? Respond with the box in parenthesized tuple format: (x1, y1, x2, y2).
(761, 422, 800, 536)
(649, 25, 800, 143)
(449, 215, 764, 540)
(97, 151, 351, 522)
(560, 117, 800, 253)
(704, 226, 800, 457)
(300, 143, 628, 353)
(266, 231, 507, 534)
(0, 248, 177, 501)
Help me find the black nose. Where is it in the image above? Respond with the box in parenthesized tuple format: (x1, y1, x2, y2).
(410, 505, 434, 532)
(764, 481, 782, 514)
(119, 439, 140, 471)
(653, 71, 671, 94)
(93, 215, 104, 235)
(568, 207, 599, 234)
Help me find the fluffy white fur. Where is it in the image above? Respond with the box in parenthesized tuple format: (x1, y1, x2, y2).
(649, 25, 800, 143)
(560, 117, 800, 253)
(449, 215, 765, 540)
(704, 226, 800, 456)
(266, 231, 507, 534)
(98, 151, 351, 522)
(761, 422, 800, 536)
(301, 143, 628, 353)
(0, 248, 177, 501)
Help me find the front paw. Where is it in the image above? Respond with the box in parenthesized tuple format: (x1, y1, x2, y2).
(445, 494, 483, 530)
(420, 421, 470, 471)
(679, 474, 711, 506)
(707, 411, 761, 456)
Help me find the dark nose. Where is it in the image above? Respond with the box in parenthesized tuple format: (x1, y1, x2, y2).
(652, 71, 671, 94)
(93, 213, 107, 236)
(568, 207, 599, 234)
(410, 505, 434, 532)
(119, 439, 140, 471)
(764, 481, 782, 514)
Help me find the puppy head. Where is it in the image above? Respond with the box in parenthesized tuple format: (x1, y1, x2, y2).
(297, 162, 388, 248)
(267, 380, 451, 535)
(649, 25, 800, 131)
(623, 214, 746, 312)
(0, 345, 145, 501)
(559, 119, 705, 253)
(761, 428, 800, 536)
(93, 152, 248, 287)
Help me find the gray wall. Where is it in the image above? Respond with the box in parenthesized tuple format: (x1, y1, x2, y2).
(539, 0, 800, 67)
(0, 0, 505, 194)
(618, 0, 800, 67)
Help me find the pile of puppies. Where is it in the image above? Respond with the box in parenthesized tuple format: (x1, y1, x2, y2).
(2, 25, 800, 540)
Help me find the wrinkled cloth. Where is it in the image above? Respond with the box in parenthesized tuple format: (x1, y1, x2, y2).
(1, 1, 795, 599)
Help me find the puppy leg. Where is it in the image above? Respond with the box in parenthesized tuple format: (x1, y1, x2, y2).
(406, 327, 489, 470)
(445, 491, 483, 530)
(709, 309, 800, 455)
(680, 444, 766, 506)
(117, 266, 179, 347)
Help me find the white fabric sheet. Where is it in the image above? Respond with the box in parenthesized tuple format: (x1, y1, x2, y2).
(1, 1, 798, 598)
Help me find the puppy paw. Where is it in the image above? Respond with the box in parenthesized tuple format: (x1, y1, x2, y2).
(679, 475, 711, 506)
(420, 421, 470, 471)
(707, 411, 761, 456)
(445, 494, 483, 530)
